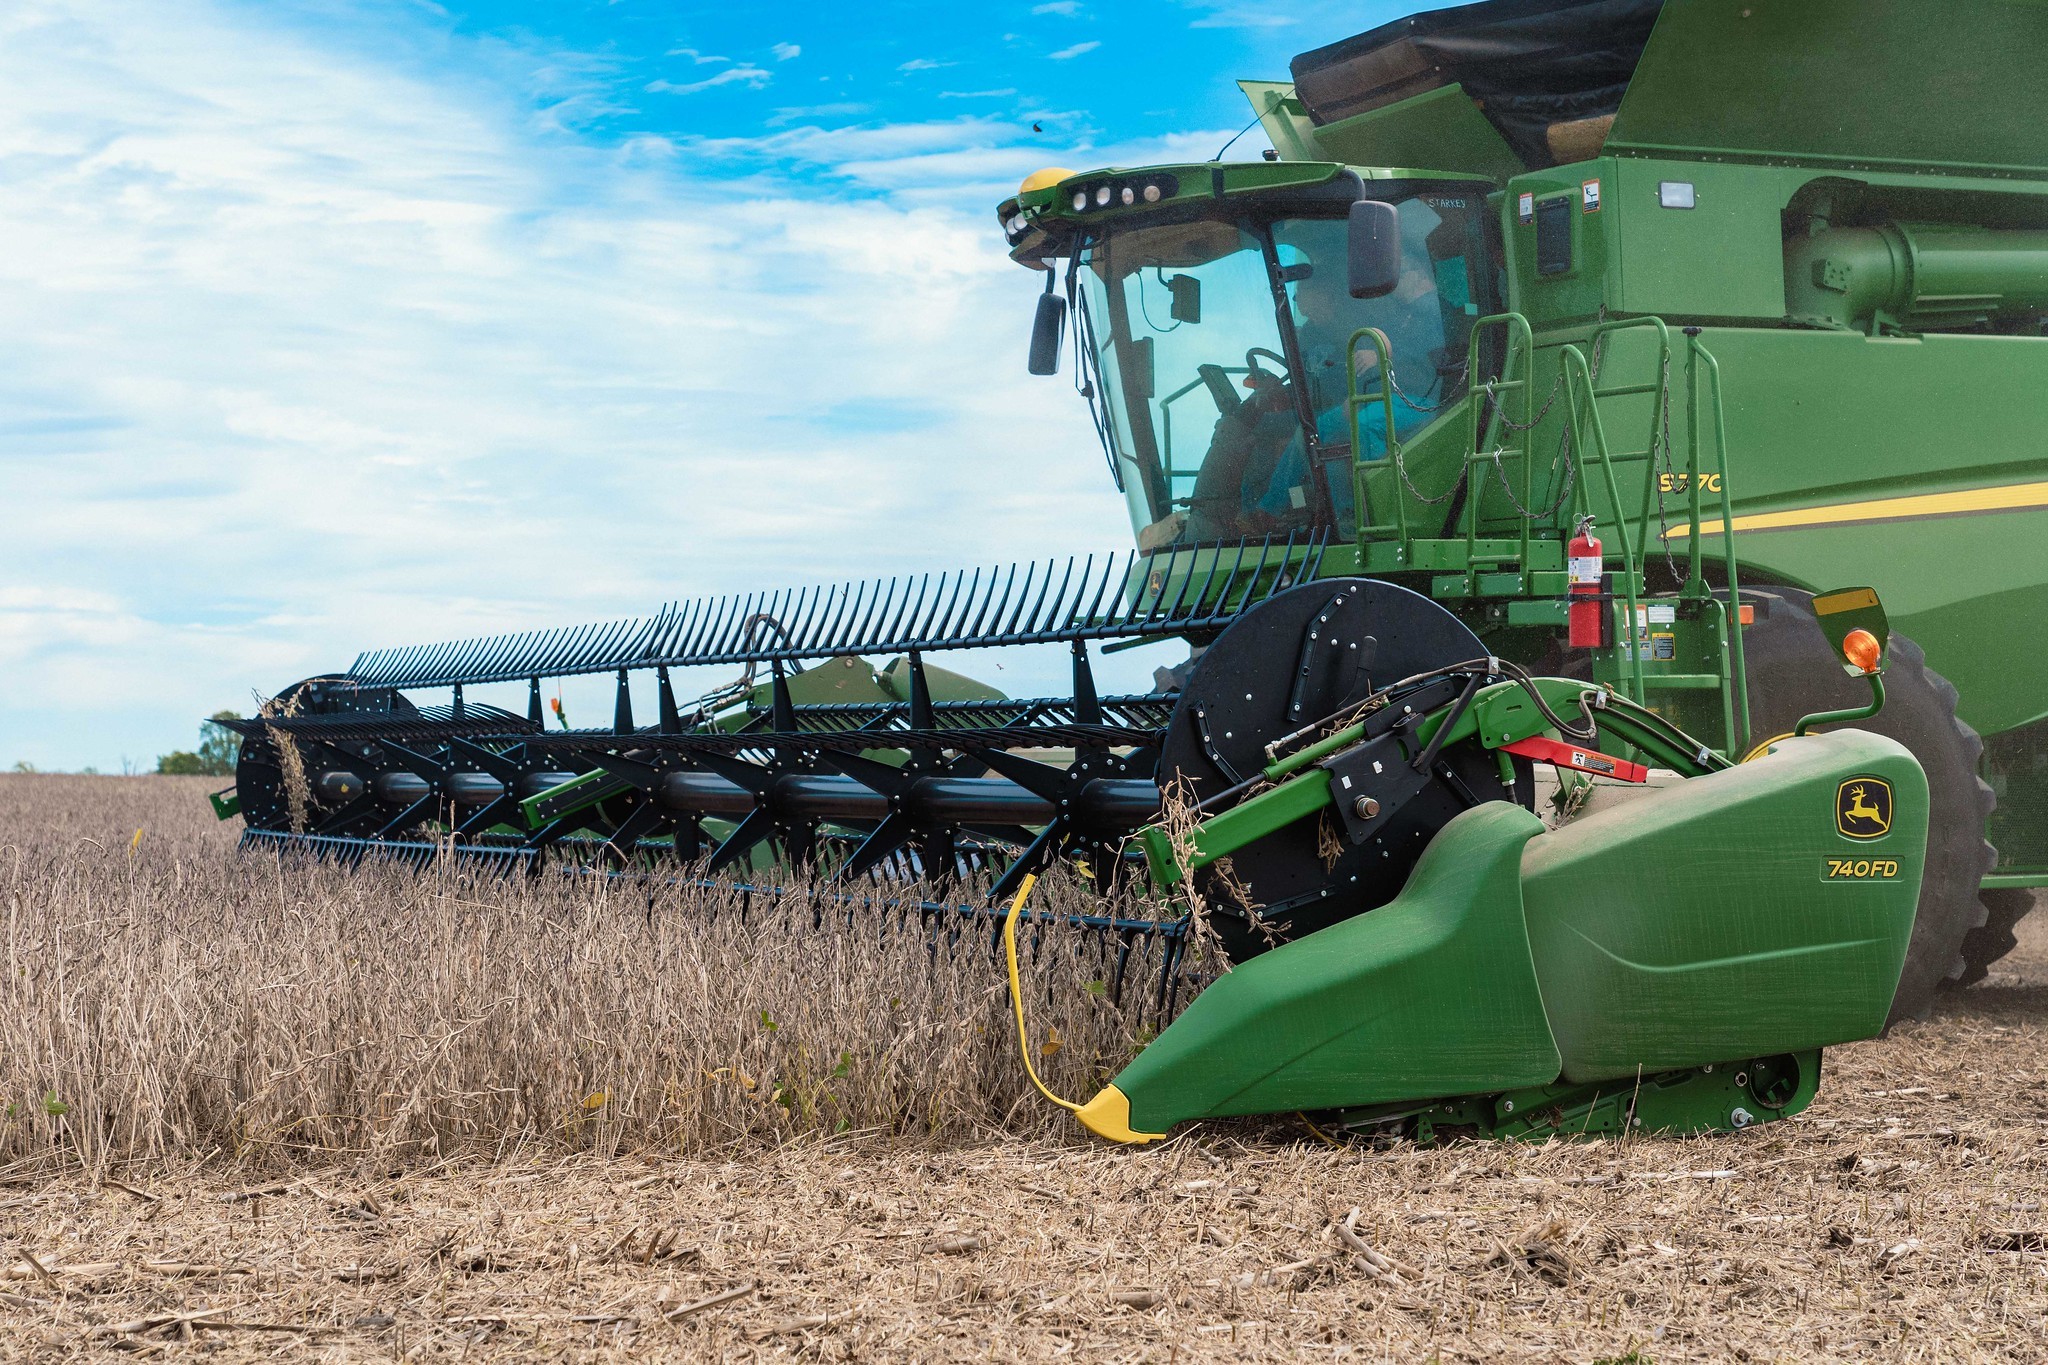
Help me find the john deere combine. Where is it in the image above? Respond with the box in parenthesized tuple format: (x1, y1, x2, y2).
(214, 0, 2045, 1143)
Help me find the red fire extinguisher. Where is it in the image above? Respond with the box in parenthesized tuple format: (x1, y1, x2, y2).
(1568, 515, 1606, 649)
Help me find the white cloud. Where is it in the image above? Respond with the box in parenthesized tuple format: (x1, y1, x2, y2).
(771, 41, 800, 61)
(766, 101, 870, 128)
(1032, 2, 1082, 13)
(897, 58, 952, 72)
(647, 64, 771, 94)
(938, 88, 1018, 100)
(1187, 8, 1297, 27)
(0, 1, 1241, 768)
(667, 47, 731, 64)
(1047, 40, 1100, 60)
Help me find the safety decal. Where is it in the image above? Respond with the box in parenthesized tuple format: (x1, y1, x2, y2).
(1581, 179, 1601, 213)
(1835, 777, 1893, 840)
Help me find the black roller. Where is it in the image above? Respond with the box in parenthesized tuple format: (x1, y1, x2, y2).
(235, 676, 420, 833)
(1157, 578, 1531, 960)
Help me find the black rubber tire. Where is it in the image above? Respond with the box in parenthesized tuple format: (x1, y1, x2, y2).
(1739, 590, 1997, 1024)
(1954, 888, 2037, 989)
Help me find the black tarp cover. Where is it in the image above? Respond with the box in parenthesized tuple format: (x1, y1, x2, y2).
(1291, 0, 1664, 168)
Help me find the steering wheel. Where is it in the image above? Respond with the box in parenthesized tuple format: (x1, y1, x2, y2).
(1241, 347, 1293, 413)
(1244, 347, 1289, 385)
(1185, 348, 1302, 537)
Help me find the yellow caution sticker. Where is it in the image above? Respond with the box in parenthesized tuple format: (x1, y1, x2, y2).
(1814, 586, 1880, 616)
(1823, 857, 1902, 881)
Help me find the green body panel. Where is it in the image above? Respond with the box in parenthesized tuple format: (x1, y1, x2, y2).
(1607, 0, 2048, 176)
(1603, 158, 1790, 321)
(1665, 328, 2048, 736)
(1521, 730, 1924, 1083)
(1237, 80, 1320, 163)
(1113, 801, 1562, 1133)
(1306, 84, 1523, 184)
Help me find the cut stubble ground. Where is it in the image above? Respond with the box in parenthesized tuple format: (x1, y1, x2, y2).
(0, 774, 2043, 1361)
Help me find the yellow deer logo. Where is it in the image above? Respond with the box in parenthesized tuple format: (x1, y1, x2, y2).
(1836, 777, 1893, 840)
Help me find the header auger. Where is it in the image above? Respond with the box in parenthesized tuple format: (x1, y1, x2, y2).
(216, 0, 2047, 1143)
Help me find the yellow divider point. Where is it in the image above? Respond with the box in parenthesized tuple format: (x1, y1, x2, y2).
(1003, 874, 1169, 1145)
(1074, 1085, 1167, 1145)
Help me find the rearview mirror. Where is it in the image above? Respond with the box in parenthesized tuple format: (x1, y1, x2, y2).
(1028, 288, 1067, 376)
(1167, 274, 1202, 324)
(1348, 199, 1399, 300)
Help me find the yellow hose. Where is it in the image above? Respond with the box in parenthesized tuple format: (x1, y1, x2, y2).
(1298, 1112, 1345, 1147)
(1002, 873, 1082, 1114)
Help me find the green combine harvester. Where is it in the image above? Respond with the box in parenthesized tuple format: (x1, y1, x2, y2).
(216, 0, 2043, 1145)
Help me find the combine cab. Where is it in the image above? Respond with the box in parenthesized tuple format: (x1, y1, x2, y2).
(214, 0, 2047, 1142)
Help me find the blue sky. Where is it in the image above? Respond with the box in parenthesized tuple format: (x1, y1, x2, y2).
(0, 0, 1404, 771)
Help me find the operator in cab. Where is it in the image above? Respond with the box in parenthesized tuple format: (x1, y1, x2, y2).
(1186, 249, 1439, 541)
(1269, 253, 1441, 515)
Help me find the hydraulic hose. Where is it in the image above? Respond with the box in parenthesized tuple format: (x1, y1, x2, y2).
(1002, 874, 1083, 1115)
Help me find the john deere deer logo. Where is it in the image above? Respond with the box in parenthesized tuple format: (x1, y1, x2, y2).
(1836, 777, 1893, 840)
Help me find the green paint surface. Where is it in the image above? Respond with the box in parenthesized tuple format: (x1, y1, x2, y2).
(1113, 801, 1561, 1133)
(1521, 729, 1924, 1082)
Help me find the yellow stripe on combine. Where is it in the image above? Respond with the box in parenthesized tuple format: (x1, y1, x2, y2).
(1666, 480, 2048, 538)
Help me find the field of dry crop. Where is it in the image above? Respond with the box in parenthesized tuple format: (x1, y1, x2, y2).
(1, 773, 2043, 1361)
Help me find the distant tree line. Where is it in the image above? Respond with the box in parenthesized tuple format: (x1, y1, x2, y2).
(156, 711, 242, 777)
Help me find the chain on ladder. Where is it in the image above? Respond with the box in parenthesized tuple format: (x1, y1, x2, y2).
(1473, 310, 1590, 525)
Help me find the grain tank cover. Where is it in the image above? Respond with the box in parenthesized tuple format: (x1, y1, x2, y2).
(1290, 0, 1663, 168)
(1604, 0, 2048, 176)
(1291, 0, 2048, 179)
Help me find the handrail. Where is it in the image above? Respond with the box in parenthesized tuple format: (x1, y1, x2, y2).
(1344, 326, 1402, 544)
(1346, 313, 1536, 578)
(1585, 316, 1676, 577)
(1337, 308, 1750, 758)
(1464, 313, 1538, 582)
(1684, 330, 1751, 753)
(1559, 343, 1646, 704)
